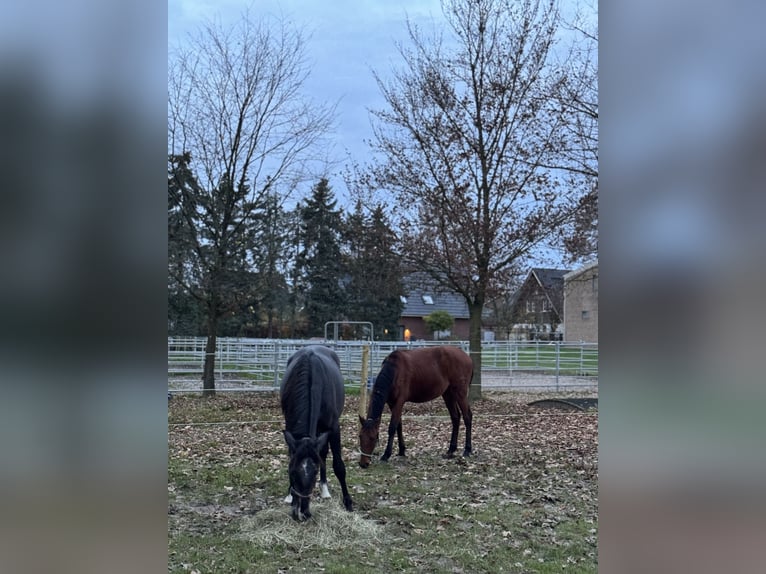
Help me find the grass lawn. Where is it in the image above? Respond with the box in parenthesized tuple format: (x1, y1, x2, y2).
(168, 392, 597, 573)
(482, 345, 598, 375)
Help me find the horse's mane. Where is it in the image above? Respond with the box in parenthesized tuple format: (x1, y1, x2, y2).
(367, 353, 399, 422)
(281, 348, 327, 439)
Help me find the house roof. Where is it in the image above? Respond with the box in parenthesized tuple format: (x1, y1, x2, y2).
(400, 274, 469, 319)
(510, 268, 571, 316)
(563, 260, 598, 281)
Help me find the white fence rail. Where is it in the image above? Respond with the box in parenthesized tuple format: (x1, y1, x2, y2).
(168, 337, 598, 393)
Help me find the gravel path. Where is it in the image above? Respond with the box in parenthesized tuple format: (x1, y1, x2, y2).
(168, 370, 597, 393)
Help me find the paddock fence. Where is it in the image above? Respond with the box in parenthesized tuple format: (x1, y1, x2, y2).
(168, 337, 598, 394)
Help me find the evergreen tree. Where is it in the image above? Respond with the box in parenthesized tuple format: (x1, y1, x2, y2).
(297, 179, 346, 336)
(343, 202, 404, 340)
(251, 189, 292, 337)
(168, 152, 205, 335)
(168, 153, 258, 393)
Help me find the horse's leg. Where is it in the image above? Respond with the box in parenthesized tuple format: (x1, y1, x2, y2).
(318, 433, 331, 499)
(456, 393, 473, 457)
(329, 429, 353, 511)
(395, 420, 406, 457)
(442, 391, 461, 458)
(380, 404, 402, 462)
(284, 468, 293, 503)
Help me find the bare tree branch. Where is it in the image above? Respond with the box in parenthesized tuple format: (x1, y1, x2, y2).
(167, 10, 336, 392)
(367, 0, 596, 399)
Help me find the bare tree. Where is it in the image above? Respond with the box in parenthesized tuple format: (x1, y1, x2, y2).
(555, 0, 598, 262)
(168, 10, 335, 394)
(368, 0, 594, 400)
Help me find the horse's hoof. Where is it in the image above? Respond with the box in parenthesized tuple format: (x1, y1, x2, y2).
(462, 450, 472, 457)
(442, 452, 455, 459)
(397, 452, 406, 457)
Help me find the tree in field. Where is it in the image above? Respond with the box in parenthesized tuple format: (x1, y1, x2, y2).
(343, 202, 404, 339)
(168, 152, 205, 336)
(555, 0, 598, 263)
(296, 179, 346, 336)
(168, 12, 335, 394)
(424, 310, 455, 340)
(368, 0, 595, 400)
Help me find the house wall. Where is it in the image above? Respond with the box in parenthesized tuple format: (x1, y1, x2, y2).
(510, 287, 564, 340)
(399, 317, 470, 341)
(563, 265, 599, 343)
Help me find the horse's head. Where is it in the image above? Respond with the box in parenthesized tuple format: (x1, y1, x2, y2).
(283, 430, 330, 521)
(358, 416, 379, 468)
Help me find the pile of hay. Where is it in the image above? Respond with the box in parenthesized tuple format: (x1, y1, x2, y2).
(240, 498, 384, 551)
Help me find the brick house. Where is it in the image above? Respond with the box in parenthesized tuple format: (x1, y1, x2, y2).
(398, 275, 470, 341)
(507, 268, 571, 341)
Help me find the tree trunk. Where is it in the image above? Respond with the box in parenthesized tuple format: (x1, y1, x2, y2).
(202, 314, 218, 397)
(468, 302, 483, 403)
(267, 309, 274, 338)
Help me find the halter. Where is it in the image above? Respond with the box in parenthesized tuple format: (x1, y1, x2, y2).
(290, 486, 313, 499)
(359, 418, 379, 459)
(358, 450, 378, 459)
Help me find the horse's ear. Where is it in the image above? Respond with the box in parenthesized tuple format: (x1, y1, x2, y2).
(283, 430, 296, 453)
(315, 431, 331, 453)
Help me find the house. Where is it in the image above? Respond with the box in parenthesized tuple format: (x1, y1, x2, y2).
(507, 268, 571, 341)
(563, 261, 598, 343)
(398, 275, 470, 341)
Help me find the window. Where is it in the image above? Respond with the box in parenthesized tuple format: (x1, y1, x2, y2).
(592, 275, 598, 293)
(582, 310, 590, 320)
(422, 295, 434, 305)
(526, 300, 534, 313)
(400, 295, 408, 304)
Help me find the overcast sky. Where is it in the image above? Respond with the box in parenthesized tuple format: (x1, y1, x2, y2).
(169, 0, 449, 200)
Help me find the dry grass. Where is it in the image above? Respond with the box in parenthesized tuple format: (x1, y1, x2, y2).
(239, 498, 385, 552)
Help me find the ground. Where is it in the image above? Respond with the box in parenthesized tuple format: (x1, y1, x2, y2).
(168, 390, 598, 573)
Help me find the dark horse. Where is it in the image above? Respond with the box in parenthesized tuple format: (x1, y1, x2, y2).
(280, 345, 353, 520)
(358, 346, 473, 468)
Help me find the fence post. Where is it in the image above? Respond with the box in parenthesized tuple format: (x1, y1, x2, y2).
(273, 340, 280, 388)
(555, 341, 560, 391)
(218, 339, 223, 381)
(359, 345, 370, 418)
(507, 338, 513, 389)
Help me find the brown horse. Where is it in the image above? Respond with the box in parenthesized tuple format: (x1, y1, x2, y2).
(358, 346, 473, 468)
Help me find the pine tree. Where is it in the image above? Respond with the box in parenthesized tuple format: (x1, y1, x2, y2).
(250, 190, 292, 337)
(297, 179, 346, 336)
(343, 202, 404, 340)
(168, 153, 257, 393)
